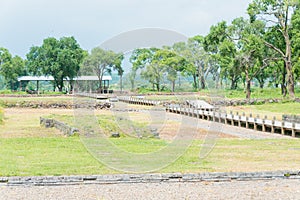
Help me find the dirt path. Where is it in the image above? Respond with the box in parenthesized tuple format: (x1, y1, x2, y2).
(1, 179, 299, 200)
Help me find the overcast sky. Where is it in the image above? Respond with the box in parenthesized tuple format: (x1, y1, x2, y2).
(0, 0, 252, 57)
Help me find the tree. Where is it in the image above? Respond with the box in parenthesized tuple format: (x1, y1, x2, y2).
(174, 36, 212, 90)
(129, 48, 158, 91)
(204, 21, 241, 89)
(0, 48, 26, 90)
(26, 36, 85, 92)
(264, 26, 287, 95)
(82, 47, 123, 92)
(229, 17, 270, 99)
(248, 0, 299, 98)
(154, 48, 188, 92)
(291, 4, 300, 80)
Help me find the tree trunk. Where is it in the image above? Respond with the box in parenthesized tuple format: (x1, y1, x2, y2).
(230, 79, 236, 90)
(200, 75, 205, 89)
(282, 62, 287, 97)
(246, 80, 251, 99)
(258, 79, 264, 89)
(192, 74, 197, 90)
(284, 31, 295, 98)
(286, 60, 295, 98)
(120, 74, 123, 92)
(156, 83, 160, 92)
(171, 80, 175, 92)
(245, 68, 251, 99)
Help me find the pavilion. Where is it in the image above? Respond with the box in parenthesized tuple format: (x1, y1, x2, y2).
(17, 75, 112, 94)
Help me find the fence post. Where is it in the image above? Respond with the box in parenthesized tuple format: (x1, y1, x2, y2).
(271, 120, 275, 133)
(246, 116, 249, 129)
(292, 123, 296, 137)
(281, 121, 285, 135)
(262, 117, 266, 132)
(231, 111, 234, 126)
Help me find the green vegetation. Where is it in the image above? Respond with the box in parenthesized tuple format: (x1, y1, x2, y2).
(0, 96, 74, 107)
(226, 102, 300, 120)
(0, 107, 3, 124)
(26, 37, 86, 92)
(0, 137, 113, 176)
(0, 137, 299, 176)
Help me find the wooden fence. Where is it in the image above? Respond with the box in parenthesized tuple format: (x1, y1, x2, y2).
(166, 105, 300, 137)
(118, 97, 161, 106)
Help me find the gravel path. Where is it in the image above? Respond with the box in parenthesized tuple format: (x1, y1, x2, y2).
(1, 179, 299, 200)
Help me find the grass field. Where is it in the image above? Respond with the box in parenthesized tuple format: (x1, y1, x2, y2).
(0, 136, 299, 176)
(0, 107, 3, 125)
(225, 102, 300, 120)
(144, 88, 300, 101)
(0, 107, 299, 176)
(0, 96, 74, 107)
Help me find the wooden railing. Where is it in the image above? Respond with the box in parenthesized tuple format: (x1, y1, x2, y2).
(166, 105, 300, 137)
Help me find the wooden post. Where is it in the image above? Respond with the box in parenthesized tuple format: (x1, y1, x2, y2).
(281, 121, 285, 135)
(225, 112, 228, 125)
(262, 118, 266, 132)
(231, 112, 234, 126)
(238, 115, 241, 127)
(271, 119, 275, 133)
(213, 111, 215, 122)
(254, 117, 257, 131)
(246, 117, 249, 129)
(292, 123, 296, 137)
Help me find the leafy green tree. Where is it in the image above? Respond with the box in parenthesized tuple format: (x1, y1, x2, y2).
(154, 48, 188, 92)
(129, 48, 158, 91)
(0, 48, 26, 90)
(230, 18, 269, 99)
(248, 0, 299, 98)
(81, 47, 123, 91)
(291, 4, 300, 80)
(26, 37, 85, 92)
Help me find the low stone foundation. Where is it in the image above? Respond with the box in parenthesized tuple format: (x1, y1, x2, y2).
(1, 171, 299, 186)
(40, 117, 79, 136)
(282, 115, 300, 124)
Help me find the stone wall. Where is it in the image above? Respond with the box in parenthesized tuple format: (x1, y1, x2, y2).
(282, 115, 300, 123)
(1, 171, 299, 186)
(3, 101, 111, 109)
(40, 117, 79, 136)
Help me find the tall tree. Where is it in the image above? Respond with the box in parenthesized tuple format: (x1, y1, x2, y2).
(0, 48, 26, 90)
(26, 36, 85, 92)
(248, 0, 298, 98)
(229, 17, 269, 99)
(291, 3, 300, 80)
(81, 47, 123, 92)
(129, 48, 158, 91)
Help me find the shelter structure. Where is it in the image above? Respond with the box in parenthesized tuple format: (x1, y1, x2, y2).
(17, 75, 112, 94)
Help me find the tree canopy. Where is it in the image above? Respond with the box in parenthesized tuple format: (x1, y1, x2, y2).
(26, 36, 86, 92)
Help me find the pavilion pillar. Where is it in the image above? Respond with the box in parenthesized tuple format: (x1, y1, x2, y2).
(37, 80, 40, 95)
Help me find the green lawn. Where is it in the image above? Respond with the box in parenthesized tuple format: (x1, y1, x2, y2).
(144, 88, 300, 101)
(0, 137, 299, 176)
(0, 107, 3, 124)
(226, 102, 300, 120)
